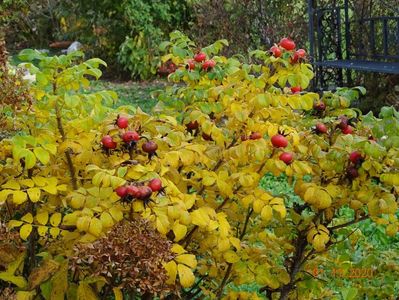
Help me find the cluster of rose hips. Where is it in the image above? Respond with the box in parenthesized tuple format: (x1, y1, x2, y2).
(185, 120, 214, 141)
(270, 134, 294, 165)
(346, 150, 364, 180)
(101, 116, 158, 158)
(337, 116, 354, 135)
(270, 38, 307, 94)
(115, 178, 163, 206)
(186, 52, 216, 72)
(270, 37, 307, 63)
(241, 132, 263, 141)
(158, 60, 177, 77)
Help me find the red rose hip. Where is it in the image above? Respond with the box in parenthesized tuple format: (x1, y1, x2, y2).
(148, 178, 162, 192)
(142, 141, 158, 153)
(122, 131, 140, 143)
(270, 45, 282, 57)
(202, 59, 216, 71)
(315, 123, 328, 134)
(186, 121, 199, 130)
(250, 132, 262, 140)
(102, 135, 117, 149)
(349, 151, 363, 164)
(115, 186, 128, 197)
(279, 38, 296, 51)
(291, 86, 302, 94)
(116, 117, 129, 129)
(126, 185, 140, 197)
(186, 59, 195, 70)
(279, 152, 293, 165)
(194, 52, 206, 62)
(271, 134, 288, 148)
(342, 125, 353, 134)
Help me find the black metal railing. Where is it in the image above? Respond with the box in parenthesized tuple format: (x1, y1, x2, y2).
(308, 0, 399, 89)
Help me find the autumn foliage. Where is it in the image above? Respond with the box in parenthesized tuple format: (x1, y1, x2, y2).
(0, 31, 398, 300)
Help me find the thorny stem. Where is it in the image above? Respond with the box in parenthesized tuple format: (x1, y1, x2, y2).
(216, 207, 254, 299)
(24, 169, 37, 276)
(53, 80, 78, 190)
(328, 214, 369, 231)
(216, 263, 233, 299)
(261, 213, 370, 299)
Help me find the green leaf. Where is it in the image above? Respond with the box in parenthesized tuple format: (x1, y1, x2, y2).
(18, 149, 37, 169)
(0, 272, 28, 288)
(64, 95, 80, 108)
(341, 287, 358, 300)
(33, 147, 50, 165)
(18, 49, 44, 61)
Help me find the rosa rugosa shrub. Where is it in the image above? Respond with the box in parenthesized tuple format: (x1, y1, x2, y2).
(0, 32, 398, 300)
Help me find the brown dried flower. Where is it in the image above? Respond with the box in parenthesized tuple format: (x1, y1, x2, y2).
(70, 218, 176, 298)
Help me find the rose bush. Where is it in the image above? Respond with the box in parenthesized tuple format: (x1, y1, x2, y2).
(0, 32, 398, 299)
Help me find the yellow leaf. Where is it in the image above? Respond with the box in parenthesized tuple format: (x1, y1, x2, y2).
(15, 290, 34, 298)
(202, 176, 216, 186)
(0, 189, 13, 203)
(110, 176, 126, 189)
(50, 213, 62, 227)
(41, 184, 57, 195)
(33, 147, 50, 165)
(20, 224, 33, 240)
(277, 269, 290, 284)
(177, 264, 195, 288)
(164, 261, 177, 284)
(76, 216, 91, 232)
(49, 227, 60, 238)
(272, 204, 287, 218)
(163, 151, 180, 168)
(109, 207, 124, 222)
(217, 178, 233, 197)
(21, 213, 33, 223)
(303, 187, 316, 205)
(241, 195, 254, 208)
(8, 220, 23, 228)
(19, 149, 36, 169)
(27, 188, 41, 202)
(37, 226, 48, 237)
(92, 172, 105, 187)
(77, 282, 98, 300)
(57, 184, 68, 191)
(171, 244, 186, 255)
(2, 180, 20, 190)
(218, 238, 230, 252)
(313, 234, 329, 252)
(156, 216, 169, 235)
(223, 250, 240, 263)
(261, 205, 273, 222)
(113, 288, 123, 300)
(386, 224, 398, 236)
(175, 254, 197, 268)
(172, 222, 187, 242)
(13, 191, 28, 205)
(100, 212, 114, 228)
(317, 190, 332, 209)
(191, 208, 210, 227)
(32, 176, 46, 187)
(179, 149, 195, 165)
(239, 173, 255, 187)
(253, 199, 265, 213)
(88, 218, 103, 237)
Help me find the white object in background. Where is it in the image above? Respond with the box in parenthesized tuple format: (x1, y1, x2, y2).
(22, 68, 36, 83)
(67, 41, 83, 54)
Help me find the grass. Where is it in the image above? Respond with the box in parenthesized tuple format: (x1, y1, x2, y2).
(87, 79, 169, 113)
